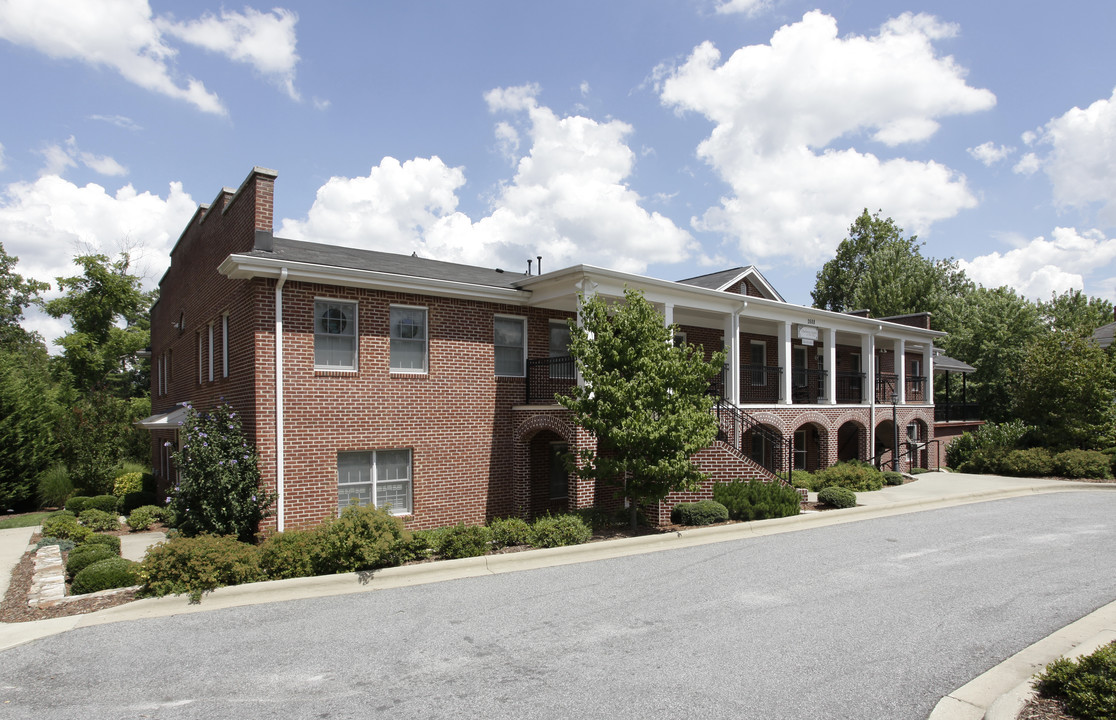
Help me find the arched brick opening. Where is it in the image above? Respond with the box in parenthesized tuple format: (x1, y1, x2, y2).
(792, 421, 828, 472)
(837, 420, 866, 463)
(513, 414, 577, 519)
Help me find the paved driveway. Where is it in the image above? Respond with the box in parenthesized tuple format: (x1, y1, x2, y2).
(3, 492, 1115, 719)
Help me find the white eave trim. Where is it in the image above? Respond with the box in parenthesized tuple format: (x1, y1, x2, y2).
(135, 405, 189, 430)
(218, 254, 530, 304)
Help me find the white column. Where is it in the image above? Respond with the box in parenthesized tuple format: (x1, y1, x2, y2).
(663, 302, 674, 344)
(923, 345, 934, 404)
(825, 327, 837, 405)
(895, 338, 906, 404)
(860, 333, 874, 405)
(778, 320, 792, 405)
(574, 279, 597, 388)
(723, 311, 740, 405)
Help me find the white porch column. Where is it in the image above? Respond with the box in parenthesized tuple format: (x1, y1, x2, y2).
(923, 344, 934, 404)
(895, 337, 906, 404)
(723, 311, 740, 405)
(778, 320, 792, 405)
(825, 327, 837, 405)
(574, 279, 597, 388)
(860, 332, 874, 405)
(663, 302, 674, 343)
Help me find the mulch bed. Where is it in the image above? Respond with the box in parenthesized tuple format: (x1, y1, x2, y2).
(1018, 695, 1075, 720)
(0, 541, 138, 624)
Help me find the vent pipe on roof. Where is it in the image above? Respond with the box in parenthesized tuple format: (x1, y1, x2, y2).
(537, 256, 542, 275)
(527, 259, 533, 276)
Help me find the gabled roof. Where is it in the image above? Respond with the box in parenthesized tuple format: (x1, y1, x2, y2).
(675, 266, 785, 302)
(1093, 321, 1116, 349)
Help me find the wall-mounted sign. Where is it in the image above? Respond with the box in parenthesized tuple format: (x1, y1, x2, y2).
(798, 325, 819, 346)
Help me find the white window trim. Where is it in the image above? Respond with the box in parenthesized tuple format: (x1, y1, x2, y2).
(750, 340, 767, 386)
(390, 304, 428, 374)
(337, 448, 413, 516)
(548, 318, 574, 380)
(207, 322, 214, 382)
(494, 314, 527, 377)
(314, 297, 359, 372)
(221, 313, 229, 378)
(197, 331, 203, 384)
(793, 346, 808, 388)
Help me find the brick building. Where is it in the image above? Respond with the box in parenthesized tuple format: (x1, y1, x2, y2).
(139, 168, 943, 531)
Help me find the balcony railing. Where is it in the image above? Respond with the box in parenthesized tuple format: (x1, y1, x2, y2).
(875, 373, 899, 403)
(791, 368, 827, 404)
(935, 402, 981, 422)
(836, 372, 865, 403)
(905, 375, 927, 402)
(525, 356, 576, 405)
(740, 365, 782, 403)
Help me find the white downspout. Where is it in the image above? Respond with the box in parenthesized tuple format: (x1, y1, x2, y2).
(275, 268, 288, 532)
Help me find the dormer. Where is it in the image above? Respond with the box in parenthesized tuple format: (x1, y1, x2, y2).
(675, 266, 785, 302)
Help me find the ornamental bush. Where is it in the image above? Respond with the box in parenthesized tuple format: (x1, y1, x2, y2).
(311, 504, 411, 575)
(529, 514, 592, 548)
(79, 533, 121, 554)
(85, 495, 120, 513)
(488, 517, 531, 549)
(112, 472, 145, 498)
(66, 543, 116, 581)
(41, 511, 92, 542)
(436, 523, 491, 559)
(671, 499, 730, 526)
(812, 461, 883, 492)
(140, 534, 264, 603)
(882, 471, 905, 486)
(34, 536, 75, 553)
(712, 479, 801, 521)
(1033, 640, 1116, 720)
(818, 486, 856, 509)
(120, 491, 160, 515)
(1052, 449, 1113, 480)
(127, 505, 162, 531)
(64, 496, 90, 514)
(167, 403, 274, 542)
(37, 465, 73, 509)
(79, 508, 120, 531)
(71, 557, 140, 595)
(1000, 448, 1054, 477)
(946, 420, 1034, 468)
(258, 530, 320, 580)
(789, 471, 818, 492)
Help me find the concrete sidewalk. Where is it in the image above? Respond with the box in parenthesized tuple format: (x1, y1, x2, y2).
(2, 472, 1115, 719)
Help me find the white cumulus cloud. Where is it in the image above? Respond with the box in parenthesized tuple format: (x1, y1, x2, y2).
(968, 141, 1015, 166)
(959, 227, 1116, 300)
(39, 137, 127, 178)
(1023, 87, 1116, 225)
(715, 0, 773, 17)
(280, 85, 696, 274)
(0, 0, 301, 114)
(658, 11, 995, 263)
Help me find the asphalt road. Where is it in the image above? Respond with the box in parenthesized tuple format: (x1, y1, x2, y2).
(3, 492, 1116, 720)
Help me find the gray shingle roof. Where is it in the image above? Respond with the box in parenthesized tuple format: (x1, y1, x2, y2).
(1093, 321, 1116, 349)
(676, 267, 749, 290)
(244, 236, 527, 290)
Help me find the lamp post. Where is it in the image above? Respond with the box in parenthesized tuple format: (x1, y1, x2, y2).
(890, 390, 899, 472)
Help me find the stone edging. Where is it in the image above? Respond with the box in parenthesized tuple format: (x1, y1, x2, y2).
(26, 544, 139, 608)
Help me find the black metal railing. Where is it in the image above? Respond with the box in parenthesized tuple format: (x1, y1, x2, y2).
(836, 372, 865, 403)
(935, 402, 981, 422)
(871, 438, 941, 472)
(875, 373, 899, 403)
(525, 356, 576, 405)
(713, 397, 793, 482)
(791, 368, 827, 404)
(739, 364, 782, 403)
(905, 375, 927, 402)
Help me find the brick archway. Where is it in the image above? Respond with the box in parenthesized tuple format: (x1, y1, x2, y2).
(513, 413, 580, 518)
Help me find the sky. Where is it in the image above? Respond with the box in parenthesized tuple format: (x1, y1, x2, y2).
(3, 0, 1116, 348)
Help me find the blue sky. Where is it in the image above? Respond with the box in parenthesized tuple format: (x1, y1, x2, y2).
(3, 1, 1116, 346)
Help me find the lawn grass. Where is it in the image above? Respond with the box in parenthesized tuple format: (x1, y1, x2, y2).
(0, 511, 50, 529)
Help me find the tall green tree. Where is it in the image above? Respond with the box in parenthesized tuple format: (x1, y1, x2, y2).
(812, 209, 970, 319)
(0, 342, 60, 510)
(0, 241, 49, 349)
(1013, 331, 1116, 449)
(558, 288, 725, 530)
(937, 286, 1044, 423)
(1039, 289, 1114, 337)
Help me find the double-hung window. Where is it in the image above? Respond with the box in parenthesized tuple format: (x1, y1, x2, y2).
(390, 306, 427, 372)
(315, 300, 357, 370)
(750, 341, 767, 386)
(494, 316, 526, 377)
(337, 449, 412, 515)
(549, 320, 573, 379)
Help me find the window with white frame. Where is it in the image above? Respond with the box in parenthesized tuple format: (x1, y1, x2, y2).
(549, 320, 573, 379)
(314, 300, 357, 370)
(390, 306, 427, 372)
(207, 322, 214, 382)
(197, 331, 203, 384)
(337, 449, 412, 515)
(750, 340, 767, 386)
(221, 313, 229, 378)
(494, 316, 526, 377)
(793, 430, 807, 470)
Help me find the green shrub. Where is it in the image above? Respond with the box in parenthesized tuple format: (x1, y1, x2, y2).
(127, 505, 161, 531)
(436, 523, 491, 559)
(997, 448, 1054, 477)
(79, 533, 121, 554)
(66, 543, 116, 581)
(112, 472, 145, 498)
(1033, 641, 1116, 720)
(140, 534, 264, 603)
(909, 467, 932, 475)
(947, 420, 1034, 468)
(789, 470, 817, 491)
(882, 471, 904, 486)
(488, 517, 531, 549)
(311, 504, 411, 575)
(85, 495, 120, 513)
(258, 530, 320, 580)
(818, 486, 856, 509)
(1052, 449, 1113, 480)
(120, 491, 160, 515)
(79, 508, 120, 531)
(571, 507, 618, 530)
(64, 496, 91, 514)
(34, 536, 75, 553)
(713, 479, 802, 521)
(37, 465, 74, 509)
(958, 446, 1008, 474)
(40, 511, 93, 542)
(671, 499, 730, 526)
(812, 461, 883, 492)
(71, 557, 141, 595)
(529, 514, 592, 548)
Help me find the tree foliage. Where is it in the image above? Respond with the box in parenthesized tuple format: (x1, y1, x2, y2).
(0, 241, 48, 349)
(558, 288, 724, 529)
(1014, 332, 1116, 450)
(0, 343, 60, 510)
(1039, 289, 1114, 337)
(811, 209, 970, 319)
